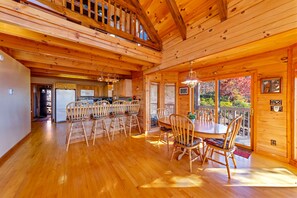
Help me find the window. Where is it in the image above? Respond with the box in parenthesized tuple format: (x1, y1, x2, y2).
(165, 83, 176, 115)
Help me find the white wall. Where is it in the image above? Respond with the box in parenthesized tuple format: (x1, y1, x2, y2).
(0, 51, 31, 158)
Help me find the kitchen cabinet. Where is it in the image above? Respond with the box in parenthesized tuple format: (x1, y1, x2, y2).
(114, 79, 132, 97)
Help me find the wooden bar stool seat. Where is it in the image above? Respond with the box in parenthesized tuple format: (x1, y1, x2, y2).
(125, 100, 141, 136)
(66, 101, 89, 151)
(90, 100, 111, 145)
(109, 100, 127, 140)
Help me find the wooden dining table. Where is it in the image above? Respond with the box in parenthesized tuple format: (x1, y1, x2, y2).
(158, 117, 227, 138)
(158, 117, 228, 160)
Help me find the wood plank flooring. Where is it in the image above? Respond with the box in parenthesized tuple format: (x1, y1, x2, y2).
(1, 121, 297, 197)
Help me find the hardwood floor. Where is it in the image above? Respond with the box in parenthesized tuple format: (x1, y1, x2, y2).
(1, 121, 297, 197)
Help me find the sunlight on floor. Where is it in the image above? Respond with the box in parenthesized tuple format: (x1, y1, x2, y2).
(204, 167, 297, 187)
(141, 171, 203, 188)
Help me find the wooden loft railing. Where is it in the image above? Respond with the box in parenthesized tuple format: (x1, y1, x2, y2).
(15, 0, 162, 50)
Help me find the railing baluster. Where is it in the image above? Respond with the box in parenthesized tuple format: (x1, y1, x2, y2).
(95, 0, 98, 22)
(80, 0, 83, 14)
(101, 0, 105, 24)
(125, 9, 128, 33)
(130, 12, 133, 34)
(107, 0, 111, 26)
(119, 6, 122, 31)
(88, 0, 91, 18)
(71, 0, 74, 11)
(113, 2, 117, 28)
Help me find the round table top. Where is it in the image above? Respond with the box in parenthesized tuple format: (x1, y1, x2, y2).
(158, 117, 227, 138)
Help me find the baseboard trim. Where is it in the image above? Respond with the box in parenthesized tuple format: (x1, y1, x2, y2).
(0, 132, 31, 166)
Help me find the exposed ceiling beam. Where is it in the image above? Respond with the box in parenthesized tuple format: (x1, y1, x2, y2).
(0, 1, 162, 63)
(165, 0, 187, 40)
(129, 0, 162, 47)
(217, 0, 227, 22)
(0, 33, 141, 71)
(11, 50, 131, 75)
(0, 23, 156, 67)
(31, 71, 99, 80)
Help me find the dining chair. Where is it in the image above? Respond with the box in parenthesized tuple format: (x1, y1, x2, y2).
(157, 108, 172, 151)
(202, 115, 243, 179)
(90, 100, 111, 145)
(66, 101, 89, 151)
(195, 108, 214, 121)
(125, 100, 141, 135)
(169, 114, 203, 172)
(109, 100, 127, 140)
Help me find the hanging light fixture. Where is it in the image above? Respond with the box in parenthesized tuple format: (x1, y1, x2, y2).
(182, 61, 200, 88)
(97, 72, 119, 83)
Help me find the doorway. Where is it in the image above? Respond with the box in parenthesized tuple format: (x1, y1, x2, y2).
(32, 84, 52, 122)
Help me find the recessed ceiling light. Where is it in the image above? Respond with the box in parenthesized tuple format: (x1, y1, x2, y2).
(0, 54, 4, 61)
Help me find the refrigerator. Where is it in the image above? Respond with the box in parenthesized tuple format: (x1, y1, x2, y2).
(55, 89, 76, 122)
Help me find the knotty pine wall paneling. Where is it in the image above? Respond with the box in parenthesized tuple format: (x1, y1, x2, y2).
(178, 48, 294, 162)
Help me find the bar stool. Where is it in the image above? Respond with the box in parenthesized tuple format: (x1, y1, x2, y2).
(109, 100, 127, 140)
(66, 101, 89, 151)
(90, 100, 111, 145)
(125, 100, 141, 135)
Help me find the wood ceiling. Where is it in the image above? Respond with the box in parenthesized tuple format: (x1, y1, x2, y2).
(0, 0, 296, 80)
(0, 0, 230, 81)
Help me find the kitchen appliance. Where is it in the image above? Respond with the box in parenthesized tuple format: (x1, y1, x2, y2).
(55, 89, 76, 122)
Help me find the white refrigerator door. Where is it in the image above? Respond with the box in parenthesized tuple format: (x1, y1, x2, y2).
(56, 89, 76, 122)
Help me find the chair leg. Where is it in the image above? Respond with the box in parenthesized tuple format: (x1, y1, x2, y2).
(158, 131, 163, 145)
(166, 132, 169, 152)
(66, 122, 73, 151)
(231, 152, 237, 168)
(92, 120, 97, 145)
(202, 145, 210, 165)
(135, 116, 141, 133)
(110, 118, 115, 140)
(120, 117, 127, 137)
(189, 149, 192, 173)
(103, 120, 110, 141)
(224, 151, 231, 179)
(81, 121, 89, 147)
(129, 116, 132, 136)
(170, 144, 177, 161)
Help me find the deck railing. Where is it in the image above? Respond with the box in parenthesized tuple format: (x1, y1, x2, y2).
(196, 106, 251, 139)
(61, 0, 156, 49)
(16, 0, 160, 49)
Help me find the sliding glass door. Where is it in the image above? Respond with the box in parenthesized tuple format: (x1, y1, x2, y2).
(218, 76, 252, 147)
(195, 76, 253, 149)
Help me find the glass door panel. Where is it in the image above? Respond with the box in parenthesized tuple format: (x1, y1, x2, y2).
(165, 83, 176, 115)
(218, 76, 252, 147)
(194, 81, 215, 114)
(150, 83, 159, 128)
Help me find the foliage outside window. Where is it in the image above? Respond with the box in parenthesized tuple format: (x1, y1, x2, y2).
(219, 76, 251, 108)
